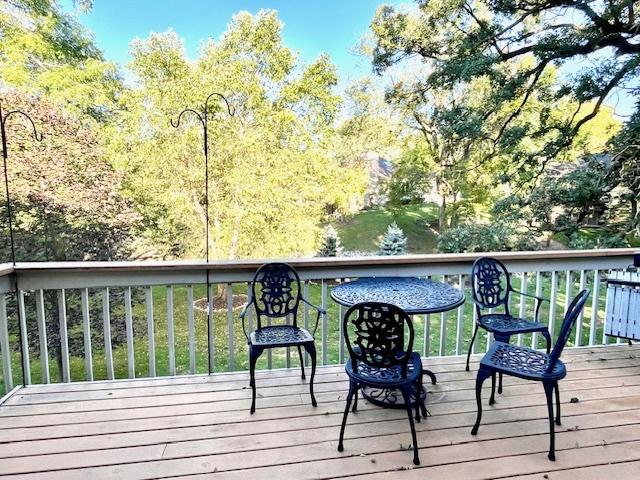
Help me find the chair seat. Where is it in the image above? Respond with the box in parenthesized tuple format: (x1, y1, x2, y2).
(479, 313, 547, 334)
(481, 342, 566, 381)
(250, 325, 313, 347)
(345, 351, 422, 386)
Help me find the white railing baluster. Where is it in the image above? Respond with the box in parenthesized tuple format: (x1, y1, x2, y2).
(532, 272, 542, 349)
(548, 271, 558, 339)
(424, 314, 430, 357)
(80, 288, 93, 381)
(439, 276, 447, 356)
(102, 288, 114, 380)
(303, 280, 309, 364)
(455, 274, 464, 355)
(208, 284, 215, 372)
(17, 291, 30, 385)
(226, 284, 235, 371)
(187, 285, 195, 374)
(35, 290, 49, 384)
(0, 294, 13, 392)
(124, 287, 135, 378)
(517, 272, 527, 346)
(321, 279, 328, 365)
(166, 285, 175, 376)
(589, 270, 600, 346)
(564, 270, 573, 316)
(575, 270, 586, 346)
(145, 287, 156, 377)
(57, 289, 70, 382)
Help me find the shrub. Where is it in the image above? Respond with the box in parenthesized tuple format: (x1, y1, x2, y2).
(379, 222, 407, 255)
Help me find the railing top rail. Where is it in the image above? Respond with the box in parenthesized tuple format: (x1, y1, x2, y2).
(0, 264, 14, 277)
(12, 248, 639, 273)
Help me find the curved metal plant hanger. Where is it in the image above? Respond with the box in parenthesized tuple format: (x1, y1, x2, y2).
(171, 92, 234, 374)
(0, 99, 44, 386)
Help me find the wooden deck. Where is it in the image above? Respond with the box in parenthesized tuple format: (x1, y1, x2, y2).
(0, 345, 639, 479)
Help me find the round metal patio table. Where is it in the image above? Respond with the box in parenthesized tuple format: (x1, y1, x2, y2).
(331, 276, 465, 409)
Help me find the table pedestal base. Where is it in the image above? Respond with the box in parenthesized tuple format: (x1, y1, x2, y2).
(361, 369, 436, 409)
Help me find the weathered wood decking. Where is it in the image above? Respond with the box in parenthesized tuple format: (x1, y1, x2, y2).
(0, 345, 639, 479)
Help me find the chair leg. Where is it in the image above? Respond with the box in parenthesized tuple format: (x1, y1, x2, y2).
(466, 324, 479, 372)
(542, 330, 552, 354)
(304, 342, 317, 407)
(352, 386, 359, 413)
(400, 386, 420, 466)
(554, 382, 561, 425)
(543, 381, 556, 461)
(337, 381, 356, 452)
(297, 345, 305, 380)
(489, 372, 496, 405)
(471, 367, 492, 435)
(249, 346, 263, 414)
(498, 372, 503, 395)
(415, 370, 423, 422)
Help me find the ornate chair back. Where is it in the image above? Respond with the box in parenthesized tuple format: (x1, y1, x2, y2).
(471, 257, 512, 315)
(546, 289, 590, 373)
(343, 302, 414, 379)
(251, 263, 301, 329)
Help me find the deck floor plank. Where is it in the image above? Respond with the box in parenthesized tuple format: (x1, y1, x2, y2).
(0, 345, 638, 479)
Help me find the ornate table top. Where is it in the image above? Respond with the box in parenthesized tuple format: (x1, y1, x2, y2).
(330, 276, 464, 314)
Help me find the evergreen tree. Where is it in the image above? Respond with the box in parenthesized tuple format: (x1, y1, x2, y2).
(378, 222, 407, 255)
(317, 225, 342, 257)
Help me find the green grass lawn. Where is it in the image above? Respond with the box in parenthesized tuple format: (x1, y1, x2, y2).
(0, 270, 615, 393)
(336, 203, 439, 254)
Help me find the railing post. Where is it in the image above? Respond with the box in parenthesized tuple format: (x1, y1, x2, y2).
(0, 294, 13, 392)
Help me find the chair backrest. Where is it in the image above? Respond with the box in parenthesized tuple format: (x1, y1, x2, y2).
(546, 289, 590, 373)
(251, 263, 301, 329)
(471, 257, 512, 314)
(343, 302, 414, 378)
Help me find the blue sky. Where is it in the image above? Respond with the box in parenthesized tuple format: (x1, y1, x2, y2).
(63, 0, 400, 84)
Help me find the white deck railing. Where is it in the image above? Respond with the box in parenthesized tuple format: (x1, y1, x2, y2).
(0, 249, 636, 393)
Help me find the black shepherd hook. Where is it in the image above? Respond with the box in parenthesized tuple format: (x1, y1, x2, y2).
(171, 92, 234, 375)
(1, 101, 43, 266)
(0, 99, 44, 387)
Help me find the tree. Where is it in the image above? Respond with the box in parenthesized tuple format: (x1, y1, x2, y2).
(109, 11, 362, 259)
(378, 222, 407, 255)
(317, 225, 342, 257)
(608, 105, 640, 235)
(370, 0, 639, 181)
(0, 91, 137, 262)
(0, 0, 121, 120)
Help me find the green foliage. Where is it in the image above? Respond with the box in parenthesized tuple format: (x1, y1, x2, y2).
(378, 222, 407, 255)
(0, 0, 121, 119)
(109, 11, 363, 259)
(0, 92, 138, 262)
(437, 222, 538, 253)
(567, 231, 629, 250)
(317, 225, 342, 257)
(369, 1, 633, 183)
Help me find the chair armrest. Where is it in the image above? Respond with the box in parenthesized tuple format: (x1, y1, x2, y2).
(239, 295, 254, 342)
(510, 288, 548, 323)
(510, 289, 548, 304)
(301, 297, 326, 315)
(301, 297, 325, 336)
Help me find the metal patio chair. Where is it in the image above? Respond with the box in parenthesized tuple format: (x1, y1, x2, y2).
(239, 262, 325, 413)
(337, 302, 427, 466)
(467, 257, 552, 394)
(471, 289, 590, 461)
